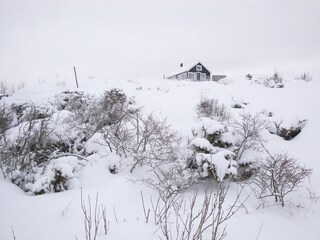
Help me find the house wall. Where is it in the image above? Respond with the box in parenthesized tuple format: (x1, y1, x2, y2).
(212, 75, 226, 81)
(188, 63, 211, 81)
(178, 72, 188, 80)
(168, 63, 212, 81)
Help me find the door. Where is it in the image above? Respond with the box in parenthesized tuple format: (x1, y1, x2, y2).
(197, 73, 201, 81)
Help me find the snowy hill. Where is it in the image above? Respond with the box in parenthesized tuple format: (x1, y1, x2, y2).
(1, 76, 319, 240)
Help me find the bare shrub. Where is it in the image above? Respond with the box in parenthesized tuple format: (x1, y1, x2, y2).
(149, 181, 247, 240)
(251, 150, 312, 207)
(0, 79, 27, 95)
(245, 74, 253, 80)
(79, 190, 109, 240)
(233, 111, 268, 161)
(101, 116, 136, 158)
(131, 114, 181, 172)
(296, 72, 312, 82)
(0, 79, 10, 95)
(17, 81, 27, 91)
(196, 97, 231, 123)
(99, 90, 140, 157)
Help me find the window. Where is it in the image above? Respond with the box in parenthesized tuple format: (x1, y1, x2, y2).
(196, 65, 202, 71)
(182, 73, 187, 79)
(200, 73, 206, 81)
(188, 72, 196, 80)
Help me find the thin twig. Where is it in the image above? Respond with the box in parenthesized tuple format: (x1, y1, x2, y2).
(113, 206, 119, 223)
(11, 225, 16, 240)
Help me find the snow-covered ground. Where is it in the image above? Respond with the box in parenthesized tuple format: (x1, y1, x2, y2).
(1, 76, 319, 240)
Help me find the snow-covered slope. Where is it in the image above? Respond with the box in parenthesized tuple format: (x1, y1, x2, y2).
(1, 76, 319, 240)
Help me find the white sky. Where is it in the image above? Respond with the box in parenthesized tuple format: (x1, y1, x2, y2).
(1, 0, 320, 83)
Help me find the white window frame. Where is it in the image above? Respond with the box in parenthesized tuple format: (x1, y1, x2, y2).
(200, 73, 206, 81)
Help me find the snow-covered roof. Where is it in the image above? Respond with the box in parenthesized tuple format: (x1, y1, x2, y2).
(167, 61, 211, 78)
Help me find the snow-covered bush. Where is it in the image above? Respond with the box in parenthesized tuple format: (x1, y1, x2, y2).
(9, 102, 54, 127)
(100, 88, 138, 125)
(230, 100, 248, 109)
(235, 158, 256, 181)
(187, 113, 269, 182)
(187, 118, 237, 181)
(0, 115, 59, 190)
(30, 157, 79, 195)
(54, 91, 99, 138)
(54, 90, 94, 112)
(0, 104, 84, 193)
(0, 102, 54, 133)
(0, 103, 12, 135)
(267, 119, 307, 140)
(191, 118, 234, 149)
(248, 71, 284, 88)
(196, 97, 231, 123)
(0, 88, 143, 194)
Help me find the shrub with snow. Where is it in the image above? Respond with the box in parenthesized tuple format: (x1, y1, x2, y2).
(30, 157, 79, 195)
(191, 117, 234, 149)
(230, 100, 249, 109)
(188, 118, 237, 181)
(0, 88, 141, 194)
(267, 119, 307, 140)
(248, 71, 284, 88)
(195, 97, 231, 123)
(0, 103, 12, 134)
(54, 90, 94, 112)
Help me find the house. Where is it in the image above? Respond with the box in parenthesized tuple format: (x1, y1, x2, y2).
(166, 62, 211, 81)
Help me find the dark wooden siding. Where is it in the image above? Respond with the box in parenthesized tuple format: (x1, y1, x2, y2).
(168, 63, 212, 81)
(189, 63, 211, 75)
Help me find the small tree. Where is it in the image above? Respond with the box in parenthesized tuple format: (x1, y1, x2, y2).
(252, 151, 312, 207)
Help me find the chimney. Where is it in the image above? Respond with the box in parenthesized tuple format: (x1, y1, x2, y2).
(180, 63, 183, 68)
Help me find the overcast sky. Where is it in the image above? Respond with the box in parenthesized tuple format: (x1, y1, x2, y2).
(1, 0, 320, 83)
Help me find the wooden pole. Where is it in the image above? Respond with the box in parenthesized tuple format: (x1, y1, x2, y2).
(73, 66, 79, 88)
